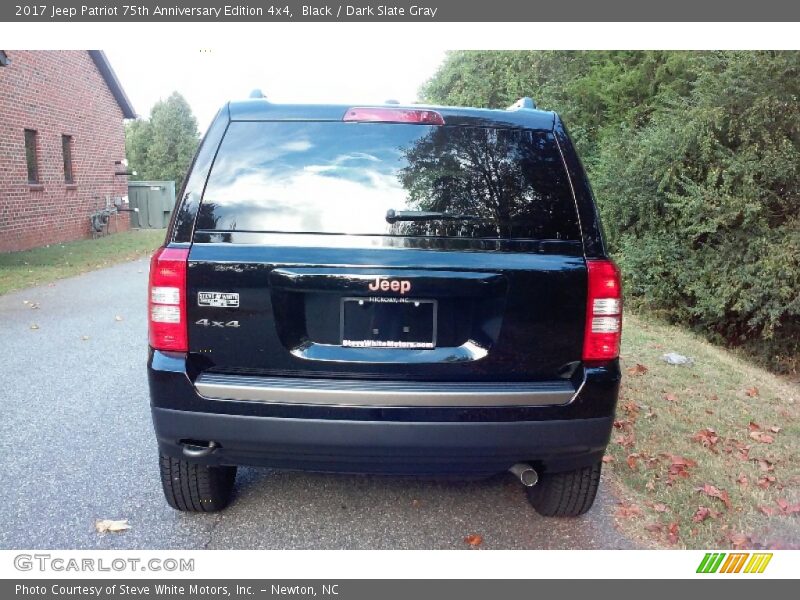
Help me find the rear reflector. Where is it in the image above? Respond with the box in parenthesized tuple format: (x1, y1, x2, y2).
(148, 247, 189, 352)
(343, 107, 445, 125)
(583, 259, 622, 362)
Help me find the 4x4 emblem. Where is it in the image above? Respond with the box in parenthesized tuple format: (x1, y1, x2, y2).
(368, 277, 411, 294)
(195, 319, 240, 328)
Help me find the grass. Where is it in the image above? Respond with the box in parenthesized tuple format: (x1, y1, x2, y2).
(608, 313, 800, 549)
(0, 229, 166, 295)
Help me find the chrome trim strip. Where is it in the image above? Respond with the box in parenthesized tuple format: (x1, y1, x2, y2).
(195, 374, 575, 408)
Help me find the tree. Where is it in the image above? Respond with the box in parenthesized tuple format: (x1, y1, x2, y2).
(420, 51, 800, 371)
(125, 92, 199, 188)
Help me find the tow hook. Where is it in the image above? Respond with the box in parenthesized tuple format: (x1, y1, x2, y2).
(509, 463, 538, 487)
(181, 440, 219, 459)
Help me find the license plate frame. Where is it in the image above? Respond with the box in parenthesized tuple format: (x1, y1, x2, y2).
(340, 297, 437, 349)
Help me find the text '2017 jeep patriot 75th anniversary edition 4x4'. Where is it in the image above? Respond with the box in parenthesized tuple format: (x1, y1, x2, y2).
(148, 96, 622, 516)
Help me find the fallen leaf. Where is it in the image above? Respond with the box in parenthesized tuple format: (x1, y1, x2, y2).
(664, 393, 678, 403)
(114, 315, 124, 322)
(728, 532, 751, 550)
(614, 433, 636, 448)
(692, 506, 720, 522)
(775, 499, 800, 515)
(626, 363, 649, 376)
(667, 522, 680, 544)
(736, 473, 748, 488)
(616, 503, 642, 519)
(691, 428, 720, 448)
(622, 401, 641, 416)
(748, 421, 761, 432)
(663, 454, 697, 484)
(769, 426, 782, 434)
(81, 335, 90, 341)
(695, 484, 732, 510)
(756, 459, 775, 472)
(759, 505, 778, 517)
(645, 522, 664, 533)
(757, 475, 776, 490)
(95, 519, 130, 533)
(30, 324, 39, 330)
(626, 453, 640, 470)
(29, 302, 40, 309)
(723, 439, 752, 461)
(464, 534, 483, 547)
(745, 386, 759, 398)
(602, 455, 614, 463)
(651, 502, 669, 513)
(749, 431, 774, 444)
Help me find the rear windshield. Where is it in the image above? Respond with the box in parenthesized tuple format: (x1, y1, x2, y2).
(198, 121, 581, 240)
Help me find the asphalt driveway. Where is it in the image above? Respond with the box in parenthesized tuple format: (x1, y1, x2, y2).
(0, 258, 634, 549)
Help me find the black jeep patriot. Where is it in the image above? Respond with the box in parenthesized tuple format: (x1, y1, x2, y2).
(148, 97, 622, 516)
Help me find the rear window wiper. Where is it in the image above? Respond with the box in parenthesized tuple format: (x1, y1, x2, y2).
(385, 209, 481, 224)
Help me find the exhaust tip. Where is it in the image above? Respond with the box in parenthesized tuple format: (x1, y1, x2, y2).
(509, 463, 538, 487)
(181, 440, 219, 459)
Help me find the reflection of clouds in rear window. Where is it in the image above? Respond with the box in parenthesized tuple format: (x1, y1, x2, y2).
(205, 168, 405, 233)
(335, 152, 381, 164)
(279, 140, 313, 153)
(303, 165, 389, 187)
(199, 121, 581, 239)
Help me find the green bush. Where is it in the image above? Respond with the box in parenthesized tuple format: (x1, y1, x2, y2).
(421, 51, 800, 372)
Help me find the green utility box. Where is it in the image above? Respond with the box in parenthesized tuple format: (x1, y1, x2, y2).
(128, 181, 176, 229)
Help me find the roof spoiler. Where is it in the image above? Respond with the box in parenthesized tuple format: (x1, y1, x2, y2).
(507, 97, 537, 110)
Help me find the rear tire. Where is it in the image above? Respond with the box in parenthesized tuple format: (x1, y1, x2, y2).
(159, 454, 237, 512)
(525, 461, 601, 517)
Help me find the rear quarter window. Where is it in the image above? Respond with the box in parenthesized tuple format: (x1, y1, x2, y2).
(197, 122, 581, 241)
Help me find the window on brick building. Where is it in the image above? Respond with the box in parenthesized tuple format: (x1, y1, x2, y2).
(24, 129, 39, 184)
(62, 135, 75, 184)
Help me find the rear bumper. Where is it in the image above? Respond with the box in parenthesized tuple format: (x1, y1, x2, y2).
(149, 350, 619, 475)
(153, 407, 612, 475)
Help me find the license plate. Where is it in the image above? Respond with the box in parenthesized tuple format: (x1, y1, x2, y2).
(340, 297, 437, 349)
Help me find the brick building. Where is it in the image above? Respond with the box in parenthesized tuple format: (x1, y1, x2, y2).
(0, 50, 136, 252)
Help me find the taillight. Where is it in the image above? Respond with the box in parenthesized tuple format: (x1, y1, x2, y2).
(148, 247, 189, 352)
(583, 259, 622, 362)
(343, 107, 445, 125)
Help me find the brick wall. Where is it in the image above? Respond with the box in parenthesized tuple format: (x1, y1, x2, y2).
(0, 50, 130, 253)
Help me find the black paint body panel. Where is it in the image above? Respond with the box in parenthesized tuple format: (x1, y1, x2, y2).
(149, 99, 619, 475)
